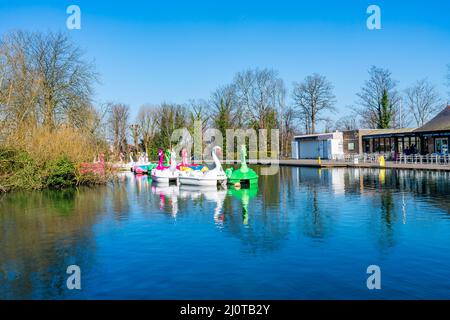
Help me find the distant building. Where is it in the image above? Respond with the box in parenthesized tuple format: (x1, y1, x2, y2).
(413, 105, 450, 154)
(359, 105, 450, 155)
(291, 132, 344, 160)
(291, 105, 450, 159)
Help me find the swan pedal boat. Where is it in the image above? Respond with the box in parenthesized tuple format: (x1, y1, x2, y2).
(151, 149, 179, 184)
(179, 146, 227, 187)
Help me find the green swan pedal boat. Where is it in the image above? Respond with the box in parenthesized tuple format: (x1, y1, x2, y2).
(225, 145, 258, 187)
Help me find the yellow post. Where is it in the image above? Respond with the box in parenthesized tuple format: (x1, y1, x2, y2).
(378, 155, 385, 167)
(318, 156, 322, 166)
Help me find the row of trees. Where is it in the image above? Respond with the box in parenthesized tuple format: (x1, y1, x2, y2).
(107, 69, 296, 159)
(111, 65, 449, 160)
(1, 31, 449, 162)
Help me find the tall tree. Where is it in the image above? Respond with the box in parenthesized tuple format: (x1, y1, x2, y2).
(233, 68, 286, 130)
(0, 31, 41, 134)
(0, 31, 97, 132)
(188, 99, 209, 134)
(109, 103, 129, 159)
(210, 85, 236, 130)
(279, 106, 296, 157)
(137, 104, 158, 157)
(356, 66, 400, 129)
(33, 32, 96, 130)
(379, 89, 392, 129)
(292, 74, 336, 134)
(404, 79, 442, 127)
(129, 124, 140, 153)
(155, 103, 187, 149)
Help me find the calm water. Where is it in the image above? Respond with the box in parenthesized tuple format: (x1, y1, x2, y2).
(1, 167, 449, 300)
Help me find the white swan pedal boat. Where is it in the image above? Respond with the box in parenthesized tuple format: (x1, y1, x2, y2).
(179, 146, 227, 187)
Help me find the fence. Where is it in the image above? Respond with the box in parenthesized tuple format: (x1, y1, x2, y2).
(333, 153, 450, 166)
(395, 154, 450, 165)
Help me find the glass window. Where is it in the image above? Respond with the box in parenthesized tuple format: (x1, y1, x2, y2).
(348, 142, 355, 151)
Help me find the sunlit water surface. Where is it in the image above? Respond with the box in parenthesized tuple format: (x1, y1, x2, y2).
(1, 167, 449, 299)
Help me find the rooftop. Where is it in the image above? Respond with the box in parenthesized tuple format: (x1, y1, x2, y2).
(414, 105, 450, 133)
(360, 128, 416, 137)
(293, 132, 342, 140)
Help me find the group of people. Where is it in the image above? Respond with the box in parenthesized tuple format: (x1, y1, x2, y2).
(403, 144, 418, 156)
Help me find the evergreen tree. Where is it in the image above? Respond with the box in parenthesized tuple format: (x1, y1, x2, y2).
(379, 89, 392, 129)
(214, 98, 232, 154)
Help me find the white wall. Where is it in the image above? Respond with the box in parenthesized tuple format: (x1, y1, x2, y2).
(294, 137, 344, 159)
(291, 141, 299, 159)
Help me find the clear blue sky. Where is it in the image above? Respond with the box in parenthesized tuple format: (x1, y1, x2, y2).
(1, 0, 449, 124)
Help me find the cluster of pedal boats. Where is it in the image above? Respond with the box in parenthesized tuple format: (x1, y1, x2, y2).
(129, 145, 258, 188)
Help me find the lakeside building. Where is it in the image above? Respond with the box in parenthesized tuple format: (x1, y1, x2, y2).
(291, 132, 344, 160)
(292, 105, 450, 160)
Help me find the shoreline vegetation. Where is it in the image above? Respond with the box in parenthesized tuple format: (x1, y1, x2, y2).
(1, 30, 449, 192)
(0, 127, 112, 192)
(0, 31, 110, 192)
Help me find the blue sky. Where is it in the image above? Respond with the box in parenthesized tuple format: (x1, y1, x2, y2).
(1, 0, 449, 123)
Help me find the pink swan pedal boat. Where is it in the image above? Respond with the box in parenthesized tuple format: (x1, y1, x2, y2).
(150, 149, 179, 184)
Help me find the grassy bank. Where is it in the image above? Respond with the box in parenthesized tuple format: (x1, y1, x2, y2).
(0, 127, 111, 192)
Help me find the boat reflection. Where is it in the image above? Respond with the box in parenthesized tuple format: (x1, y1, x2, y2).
(227, 186, 259, 225)
(151, 183, 179, 216)
(179, 185, 227, 224)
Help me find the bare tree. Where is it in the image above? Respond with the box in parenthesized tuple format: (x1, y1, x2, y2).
(33, 32, 97, 130)
(233, 68, 286, 130)
(109, 103, 130, 159)
(0, 31, 97, 133)
(84, 102, 111, 139)
(129, 124, 140, 153)
(323, 118, 335, 133)
(292, 74, 336, 134)
(0, 31, 41, 135)
(334, 115, 358, 131)
(137, 104, 158, 156)
(188, 99, 209, 133)
(279, 106, 296, 157)
(356, 66, 400, 129)
(155, 103, 188, 148)
(404, 79, 442, 127)
(209, 84, 237, 130)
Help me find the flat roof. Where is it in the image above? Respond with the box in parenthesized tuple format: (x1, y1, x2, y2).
(293, 132, 340, 140)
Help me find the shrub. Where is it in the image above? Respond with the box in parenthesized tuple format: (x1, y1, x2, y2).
(44, 157, 77, 189)
(0, 147, 43, 191)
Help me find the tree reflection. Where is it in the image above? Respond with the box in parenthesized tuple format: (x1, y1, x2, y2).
(0, 187, 108, 299)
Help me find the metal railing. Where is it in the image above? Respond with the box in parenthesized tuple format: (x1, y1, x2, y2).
(395, 154, 450, 165)
(332, 153, 450, 166)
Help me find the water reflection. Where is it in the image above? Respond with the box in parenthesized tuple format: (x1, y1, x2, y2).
(1, 168, 449, 299)
(151, 184, 179, 217)
(179, 185, 227, 224)
(0, 187, 108, 299)
(227, 186, 258, 225)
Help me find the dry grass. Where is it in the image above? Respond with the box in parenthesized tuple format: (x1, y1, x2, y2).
(10, 126, 100, 165)
(0, 126, 110, 192)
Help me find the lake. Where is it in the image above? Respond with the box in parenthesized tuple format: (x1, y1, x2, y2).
(1, 167, 449, 299)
